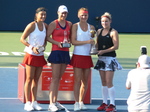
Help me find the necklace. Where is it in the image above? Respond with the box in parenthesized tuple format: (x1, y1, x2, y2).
(80, 23, 87, 31)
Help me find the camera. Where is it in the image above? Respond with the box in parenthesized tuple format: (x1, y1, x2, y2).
(136, 46, 148, 68)
(140, 46, 147, 55)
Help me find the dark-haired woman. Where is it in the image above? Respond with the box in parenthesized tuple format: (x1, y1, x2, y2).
(20, 7, 47, 111)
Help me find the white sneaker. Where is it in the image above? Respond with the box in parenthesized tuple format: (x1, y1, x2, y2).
(79, 102, 87, 110)
(31, 101, 42, 110)
(74, 102, 80, 111)
(55, 102, 65, 110)
(48, 103, 58, 112)
(24, 101, 34, 111)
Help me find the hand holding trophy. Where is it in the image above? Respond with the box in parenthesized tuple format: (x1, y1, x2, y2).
(61, 30, 71, 48)
(36, 46, 45, 53)
(34, 38, 45, 53)
(90, 29, 98, 55)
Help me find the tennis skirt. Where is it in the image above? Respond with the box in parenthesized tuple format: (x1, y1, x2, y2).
(70, 54, 93, 68)
(47, 50, 70, 64)
(94, 56, 122, 71)
(23, 53, 47, 67)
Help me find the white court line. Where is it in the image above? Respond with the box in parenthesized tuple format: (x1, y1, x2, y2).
(0, 67, 17, 68)
(0, 98, 18, 99)
(92, 98, 127, 100)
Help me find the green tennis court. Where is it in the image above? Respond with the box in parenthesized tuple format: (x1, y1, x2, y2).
(0, 32, 150, 69)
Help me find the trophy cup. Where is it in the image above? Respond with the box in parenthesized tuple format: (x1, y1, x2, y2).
(61, 30, 71, 48)
(90, 30, 98, 55)
(36, 46, 44, 53)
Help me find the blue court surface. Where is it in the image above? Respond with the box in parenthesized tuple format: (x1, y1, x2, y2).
(0, 67, 130, 112)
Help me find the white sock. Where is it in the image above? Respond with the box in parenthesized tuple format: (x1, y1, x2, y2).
(108, 86, 115, 105)
(102, 86, 108, 104)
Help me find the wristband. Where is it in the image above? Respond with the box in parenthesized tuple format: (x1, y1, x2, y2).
(29, 45, 33, 50)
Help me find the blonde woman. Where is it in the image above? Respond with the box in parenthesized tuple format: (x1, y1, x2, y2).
(70, 7, 95, 111)
(94, 12, 122, 112)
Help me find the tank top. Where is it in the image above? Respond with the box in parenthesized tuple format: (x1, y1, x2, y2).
(97, 28, 116, 57)
(24, 22, 46, 56)
(73, 23, 91, 56)
(51, 19, 70, 51)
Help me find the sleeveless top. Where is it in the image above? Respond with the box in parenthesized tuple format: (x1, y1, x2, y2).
(97, 28, 116, 57)
(51, 19, 70, 51)
(73, 23, 91, 56)
(24, 22, 46, 56)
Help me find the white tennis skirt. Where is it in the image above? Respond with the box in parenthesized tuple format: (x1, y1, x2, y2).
(94, 56, 122, 71)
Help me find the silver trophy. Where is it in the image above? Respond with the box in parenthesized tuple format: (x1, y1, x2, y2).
(90, 30, 98, 55)
(61, 30, 71, 48)
(37, 46, 44, 53)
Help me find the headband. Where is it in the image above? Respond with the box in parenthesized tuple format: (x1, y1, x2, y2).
(36, 9, 46, 13)
(101, 16, 111, 20)
(82, 10, 88, 14)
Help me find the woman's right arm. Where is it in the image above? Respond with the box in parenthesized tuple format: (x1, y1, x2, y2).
(95, 29, 101, 48)
(20, 22, 34, 47)
(20, 22, 39, 54)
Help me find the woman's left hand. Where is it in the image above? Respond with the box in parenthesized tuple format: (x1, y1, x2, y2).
(33, 47, 40, 54)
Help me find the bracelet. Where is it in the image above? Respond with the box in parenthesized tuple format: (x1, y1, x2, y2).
(29, 45, 33, 50)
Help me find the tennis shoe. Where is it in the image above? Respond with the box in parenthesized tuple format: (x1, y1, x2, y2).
(48, 103, 58, 112)
(24, 101, 34, 111)
(74, 102, 80, 111)
(105, 104, 116, 112)
(31, 101, 42, 110)
(97, 103, 108, 111)
(79, 102, 87, 110)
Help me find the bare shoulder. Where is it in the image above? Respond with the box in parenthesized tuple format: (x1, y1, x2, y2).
(71, 23, 78, 33)
(97, 28, 102, 32)
(27, 21, 35, 28)
(72, 23, 78, 28)
(44, 22, 48, 29)
(111, 28, 118, 34)
(90, 24, 95, 30)
(48, 20, 56, 29)
(44, 22, 48, 26)
(25, 21, 35, 32)
(97, 28, 102, 35)
(67, 20, 72, 26)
